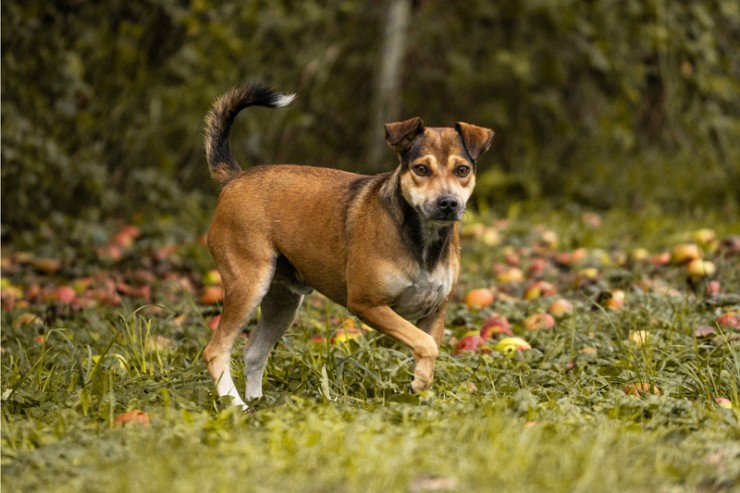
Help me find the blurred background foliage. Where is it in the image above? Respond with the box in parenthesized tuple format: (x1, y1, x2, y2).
(2, 0, 739, 244)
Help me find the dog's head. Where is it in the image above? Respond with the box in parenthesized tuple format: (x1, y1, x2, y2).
(386, 117, 494, 223)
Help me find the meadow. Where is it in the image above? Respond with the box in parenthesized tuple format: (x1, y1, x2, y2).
(2, 209, 739, 493)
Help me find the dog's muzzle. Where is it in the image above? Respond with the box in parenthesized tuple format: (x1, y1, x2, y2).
(428, 195, 464, 222)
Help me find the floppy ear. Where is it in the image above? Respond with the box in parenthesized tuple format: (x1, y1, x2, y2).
(385, 117, 425, 152)
(455, 122, 494, 162)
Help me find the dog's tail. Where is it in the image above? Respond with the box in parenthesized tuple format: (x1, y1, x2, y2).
(204, 83, 295, 187)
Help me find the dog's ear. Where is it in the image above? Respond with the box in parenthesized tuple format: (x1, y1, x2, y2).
(385, 117, 425, 152)
(455, 122, 494, 162)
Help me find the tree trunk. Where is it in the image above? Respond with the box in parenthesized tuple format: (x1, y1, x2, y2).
(367, 0, 411, 172)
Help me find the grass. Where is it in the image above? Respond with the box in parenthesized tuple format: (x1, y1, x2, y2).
(2, 209, 739, 492)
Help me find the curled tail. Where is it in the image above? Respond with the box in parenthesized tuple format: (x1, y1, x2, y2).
(204, 83, 295, 187)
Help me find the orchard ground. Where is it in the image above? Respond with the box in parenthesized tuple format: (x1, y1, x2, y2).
(2, 209, 739, 493)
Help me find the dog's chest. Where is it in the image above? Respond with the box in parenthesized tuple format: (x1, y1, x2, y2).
(389, 264, 454, 320)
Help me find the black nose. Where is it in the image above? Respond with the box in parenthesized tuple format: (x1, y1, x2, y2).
(437, 195, 459, 211)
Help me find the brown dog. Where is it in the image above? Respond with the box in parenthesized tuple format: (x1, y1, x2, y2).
(203, 83, 493, 408)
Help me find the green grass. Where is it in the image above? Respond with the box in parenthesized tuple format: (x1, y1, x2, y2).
(2, 210, 739, 492)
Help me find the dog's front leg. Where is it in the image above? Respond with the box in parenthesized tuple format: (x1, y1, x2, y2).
(416, 299, 449, 348)
(347, 302, 438, 392)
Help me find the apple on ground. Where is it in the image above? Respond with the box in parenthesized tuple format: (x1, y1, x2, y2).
(686, 259, 716, 278)
(548, 299, 574, 317)
(672, 243, 701, 264)
(53, 285, 77, 305)
(573, 267, 599, 288)
(603, 289, 626, 310)
(495, 267, 524, 284)
(692, 228, 716, 246)
(453, 330, 485, 355)
(624, 382, 661, 396)
(480, 313, 512, 339)
(629, 248, 650, 263)
(200, 285, 224, 304)
(523, 280, 557, 300)
(330, 326, 363, 344)
(628, 330, 650, 346)
(494, 337, 531, 355)
(715, 312, 740, 329)
(705, 280, 721, 296)
(12, 313, 44, 329)
(114, 409, 150, 427)
(714, 397, 732, 409)
(523, 313, 555, 330)
(464, 288, 495, 309)
(650, 252, 671, 266)
(202, 269, 223, 286)
(208, 314, 221, 332)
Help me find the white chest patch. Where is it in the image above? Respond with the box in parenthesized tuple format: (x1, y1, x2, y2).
(388, 263, 454, 321)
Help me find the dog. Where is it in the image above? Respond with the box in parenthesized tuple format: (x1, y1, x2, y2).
(203, 83, 493, 408)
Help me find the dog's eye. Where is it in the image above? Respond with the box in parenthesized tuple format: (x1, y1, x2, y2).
(412, 164, 431, 177)
(454, 165, 471, 177)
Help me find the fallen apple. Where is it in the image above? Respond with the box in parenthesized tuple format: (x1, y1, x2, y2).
(464, 288, 495, 309)
(12, 312, 44, 329)
(208, 314, 221, 332)
(686, 259, 716, 278)
(494, 336, 531, 355)
(672, 243, 701, 264)
(523, 280, 557, 300)
(547, 299, 574, 317)
(715, 312, 740, 329)
(453, 330, 485, 354)
(714, 397, 733, 409)
(114, 409, 150, 427)
(649, 252, 671, 267)
(629, 248, 650, 263)
(692, 228, 716, 246)
(203, 269, 223, 286)
(480, 314, 512, 339)
(53, 285, 77, 305)
(628, 330, 650, 346)
(603, 289, 626, 310)
(330, 326, 363, 344)
(624, 382, 660, 396)
(200, 285, 224, 304)
(496, 267, 524, 284)
(523, 313, 555, 330)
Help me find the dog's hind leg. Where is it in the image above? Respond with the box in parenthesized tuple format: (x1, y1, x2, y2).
(204, 260, 274, 409)
(243, 281, 304, 401)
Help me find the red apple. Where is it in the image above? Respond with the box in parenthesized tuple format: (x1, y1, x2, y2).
(453, 330, 485, 355)
(624, 382, 660, 396)
(604, 289, 625, 310)
(548, 299, 573, 318)
(523, 281, 557, 300)
(480, 314, 512, 339)
(53, 285, 77, 304)
(714, 397, 733, 409)
(524, 313, 555, 330)
(207, 314, 221, 332)
(200, 285, 224, 305)
(650, 252, 671, 266)
(464, 288, 495, 309)
(114, 409, 150, 427)
(716, 312, 740, 329)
